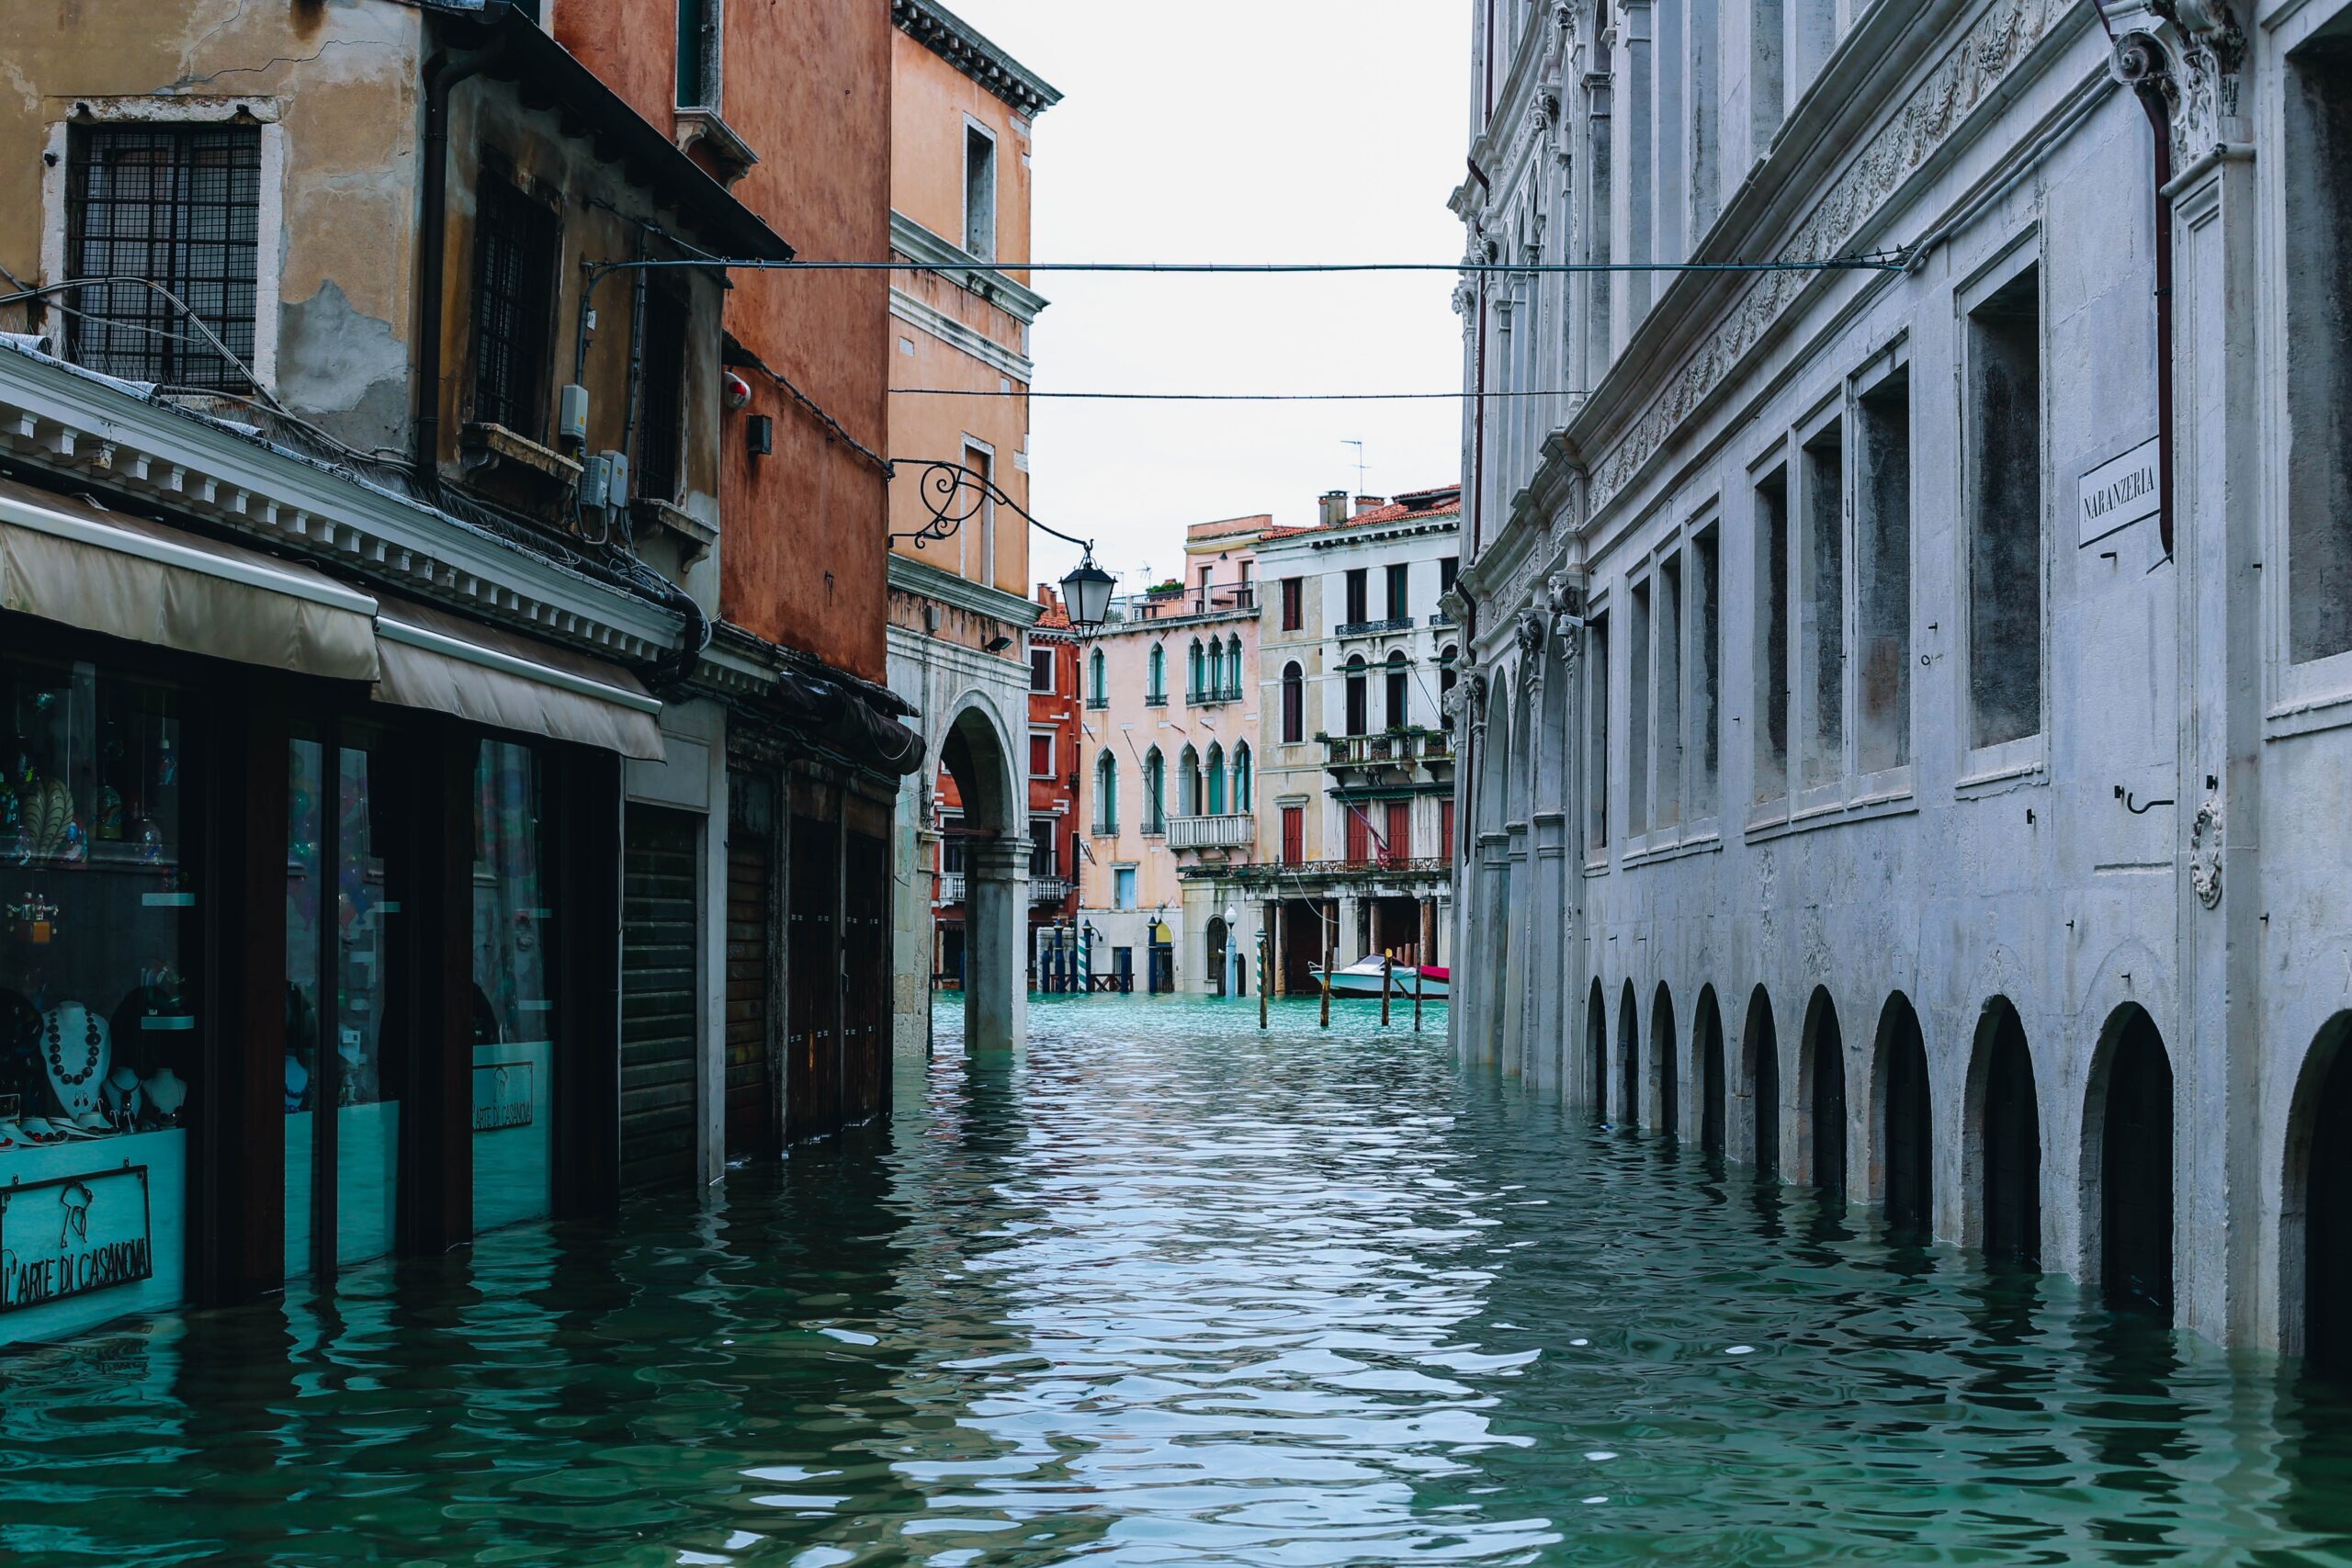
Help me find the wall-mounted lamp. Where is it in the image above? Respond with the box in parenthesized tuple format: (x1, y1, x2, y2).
(746, 414, 774, 457)
(984, 634, 1014, 653)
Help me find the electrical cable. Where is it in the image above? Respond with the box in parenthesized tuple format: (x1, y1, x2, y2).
(594, 250, 1914, 278)
(891, 387, 1590, 401)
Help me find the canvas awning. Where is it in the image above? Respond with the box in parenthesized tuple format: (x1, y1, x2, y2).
(374, 598, 666, 761)
(0, 476, 379, 680)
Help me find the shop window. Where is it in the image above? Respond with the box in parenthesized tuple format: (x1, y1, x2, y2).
(1753, 462, 1790, 803)
(1690, 522, 1721, 818)
(471, 172, 560, 440)
(1656, 549, 1684, 829)
(64, 123, 261, 390)
(965, 124, 998, 261)
(1282, 661, 1305, 743)
(1966, 264, 2042, 750)
(1801, 416, 1845, 786)
(1857, 367, 1913, 772)
(1282, 577, 1304, 631)
(472, 740, 553, 1235)
(2287, 32, 2352, 665)
(636, 288, 689, 504)
(0, 656, 192, 1337)
(1587, 608, 1610, 851)
(1629, 576, 1652, 834)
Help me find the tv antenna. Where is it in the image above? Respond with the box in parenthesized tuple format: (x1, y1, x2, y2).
(1342, 439, 1367, 497)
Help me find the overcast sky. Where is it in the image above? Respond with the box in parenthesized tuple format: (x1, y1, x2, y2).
(935, 0, 1473, 592)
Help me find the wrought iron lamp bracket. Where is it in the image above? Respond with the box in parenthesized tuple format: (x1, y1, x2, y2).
(888, 458, 1094, 556)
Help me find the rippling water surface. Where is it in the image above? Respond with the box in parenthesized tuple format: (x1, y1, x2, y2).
(5, 994, 2352, 1565)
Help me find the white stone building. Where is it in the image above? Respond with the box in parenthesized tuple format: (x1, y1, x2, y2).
(1449, 0, 2352, 1363)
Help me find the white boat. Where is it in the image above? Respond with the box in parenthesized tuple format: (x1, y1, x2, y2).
(1310, 956, 1451, 999)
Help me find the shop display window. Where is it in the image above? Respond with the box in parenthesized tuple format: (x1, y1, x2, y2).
(472, 740, 552, 1233)
(0, 655, 192, 1338)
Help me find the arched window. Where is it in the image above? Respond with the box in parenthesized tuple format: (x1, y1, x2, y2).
(1225, 635, 1244, 697)
(1094, 750, 1117, 833)
(1282, 661, 1305, 743)
(1143, 747, 1167, 833)
(1148, 644, 1166, 704)
(1439, 645, 1458, 729)
(1205, 742, 1226, 815)
(1385, 650, 1409, 729)
(1233, 742, 1253, 812)
(1177, 745, 1201, 818)
(1187, 638, 1204, 700)
(1345, 656, 1369, 736)
(1090, 649, 1106, 706)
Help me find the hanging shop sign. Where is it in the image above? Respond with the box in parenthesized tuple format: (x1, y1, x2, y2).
(472, 1061, 536, 1132)
(2078, 436, 2162, 547)
(0, 1165, 153, 1314)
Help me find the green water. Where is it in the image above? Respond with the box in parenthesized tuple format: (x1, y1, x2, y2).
(4, 993, 2352, 1565)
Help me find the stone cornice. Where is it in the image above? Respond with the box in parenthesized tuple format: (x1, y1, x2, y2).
(890, 0, 1063, 119)
(888, 550, 1044, 627)
(888, 288, 1034, 383)
(0, 344, 683, 662)
(889, 211, 1050, 323)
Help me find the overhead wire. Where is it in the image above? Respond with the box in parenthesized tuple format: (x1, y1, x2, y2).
(891, 387, 1589, 401)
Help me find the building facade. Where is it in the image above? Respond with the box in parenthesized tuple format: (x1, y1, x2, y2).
(1451, 0, 2352, 1359)
(1233, 489, 1460, 995)
(883, 0, 1061, 1056)
(0, 0, 911, 1346)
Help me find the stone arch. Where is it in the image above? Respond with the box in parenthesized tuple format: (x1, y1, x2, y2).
(1964, 996, 2041, 1268)
(1616, 978, 1639, 1129)
(1871, 992, 1932, 1237)
(1585, 976, 1608, 1121)
(1798, 987, 1848, 1205)
(938, 694, 1024, 1054)
(1651, 981, 1679, 1138)
(2284, 1012, 2352, 1364)
(1742, 985, 1781, 1179)
(1694, 985, 1726, 1155)
(2081, 1001, 2174, 1317)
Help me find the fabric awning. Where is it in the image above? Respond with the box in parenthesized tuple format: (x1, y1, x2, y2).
(0, 475, 379, 680)
(374, 599, 666, 761)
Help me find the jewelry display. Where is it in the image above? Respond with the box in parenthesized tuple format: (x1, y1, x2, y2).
(141, 1066, 187, 1124)
(40, 1002, 109, 1122)
(101, 1065, 141, 1125)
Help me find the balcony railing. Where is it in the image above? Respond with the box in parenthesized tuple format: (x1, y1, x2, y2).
(1184, 682, 1246, 705)
(1166, 813, 1255, 851)
(1335, 615, 1415, 637)
(1030, 874, 1072, 904)
(1144, 693, 1168, 708)
(1085, 695, 1109, 710)
(936, 873, 967, 905)
(1091, 818, 1117, 838)
(1323, 730, 1453, 770)
(1428, 609, 1455, 627)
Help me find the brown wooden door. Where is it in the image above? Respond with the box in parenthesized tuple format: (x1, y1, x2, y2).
(786, 813, 840, 1143)
(842, 829, 888, 1123)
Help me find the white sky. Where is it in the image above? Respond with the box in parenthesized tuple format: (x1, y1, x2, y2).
(936, 0, 1473, 593)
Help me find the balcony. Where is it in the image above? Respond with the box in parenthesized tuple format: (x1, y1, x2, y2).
(936, 873, 967, 905)
(1335, 615, 1414, 638)
(1323, 730, 1453, 773)
(1030, 874, 1072, 904)
(1166, 813, 1255, 852)
(1184, 682, 1246, 705)
(1428, 609, 1455, 627)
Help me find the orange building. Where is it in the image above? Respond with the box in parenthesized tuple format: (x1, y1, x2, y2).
(882, 0, 1062, 1054)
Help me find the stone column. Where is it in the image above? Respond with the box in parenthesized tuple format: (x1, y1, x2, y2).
(965, 837, 1030, 1055)
(1476, 829, 1512, 1066)
(1611, 0, 1655, 344)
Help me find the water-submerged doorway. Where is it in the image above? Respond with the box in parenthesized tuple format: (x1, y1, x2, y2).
(1973, 998, 2041, 1269)
(1652, 983, 1679, 1141)
(1804, 987, 1847, 1205)
(1745, 987, 1780, 1179)
(1618, 979, 1640, 1128)
(1875, 994, 1932, 1238)
(1587, 979, 1608, 1122)
(1696, 987, 1726, 1155)
(2290, 1013, 2352, 1373)
(2090, 1004, 2173, 1316)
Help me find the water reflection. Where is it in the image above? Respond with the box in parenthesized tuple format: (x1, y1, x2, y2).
(0, 995, 2348, 1563)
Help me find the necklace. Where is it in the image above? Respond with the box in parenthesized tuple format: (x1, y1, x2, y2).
(45, 1008, 100, 1087)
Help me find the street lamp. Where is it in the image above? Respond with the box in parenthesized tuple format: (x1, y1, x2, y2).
(1060, 553, 1115, 632)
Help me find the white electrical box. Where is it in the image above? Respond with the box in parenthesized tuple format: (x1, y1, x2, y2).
(558, 383, 589, 445)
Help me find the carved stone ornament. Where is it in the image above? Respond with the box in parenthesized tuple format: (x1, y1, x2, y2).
(1543, 570, 1586, 655)
(2190, 796, 2224, 908)
(1514, 608, 1547, 658)
(2167, 13, 2246, 165)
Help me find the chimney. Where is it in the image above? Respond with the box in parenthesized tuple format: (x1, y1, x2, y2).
(1318, 489, 1348, 526)
(1354, 495, 1387, 516)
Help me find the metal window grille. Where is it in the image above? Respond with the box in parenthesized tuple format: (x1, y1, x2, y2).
(471, 175, 560, 439)
(64, 125, 261, 389)
(637, 288, 688, 502)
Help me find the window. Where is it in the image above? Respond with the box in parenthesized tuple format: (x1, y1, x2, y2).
(1176, 746, 1200, 817)
(1029, 732, 1054, 778)
(1143, 749, 1166, 834)
(1282, 804, 1305, 864)
(1187, 639, 1205, 700)
(1385, 563, 1410, 621)
(1147, 644, 1167, 705)
(1030, 648, 1055, 694)
(1205, 743, 1226, 815)
(471, 172, 560, 439)
(1345, 569, 1369, 624)
(1587, 608, 1610, 851)
(1440, 645, 1459, 728)
(1441, 798, 1456, 863)
(1227, 636, 1244, 698)
(1857, 367, 1913, 772)
(1345, 657, 1369, 736)
(1754, 463, 1791, 803)
(1801, 415, 1845, 787)
(637, 288, 689, 502)
(961, 442, 996, 585)
(1441, 555, 1460, 593)
(1690, 523, 1722, 817)
(1385, 800, 1412, 863)
(1656, 550, 1684, 829)
(1345, 804, 1371, 863)
(2288, 33, 2352, 664)
(940, 814, 967, 874)
(1629, 577, 1652, 834)
(1029, 820, 1057, 877)
(1088, 649, 1106, 707)
(675, 0, 719, 107)
(964, 123, 998, 260)
(1966, 264, 2043, 750)
(473, 740, 555, 1234)
(1385, 651, 1409, 729)
(1233, 743, 1253, 812)
(64, 123, 261, 389)
(1281, 577, 1304, 631)
(1093, 751, 1117, 834)
(1114, 866, 1137, 910)
(1282, 662, 1305, 743)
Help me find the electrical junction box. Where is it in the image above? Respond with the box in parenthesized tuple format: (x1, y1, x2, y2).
(601, 450, 629, 506)
(579, 454, 611, 510)
(558, 383, 589, 446)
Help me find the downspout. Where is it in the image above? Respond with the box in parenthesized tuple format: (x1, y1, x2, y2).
(2136, 79, 2176, 558)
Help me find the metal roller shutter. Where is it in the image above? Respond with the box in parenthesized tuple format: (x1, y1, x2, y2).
(620, 806, 699, 1191)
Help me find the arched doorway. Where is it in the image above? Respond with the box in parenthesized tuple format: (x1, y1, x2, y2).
(1696, 987, 1726, 1155)
(1745, 986, 1780, 1179)
(1586, 979, 1608, 1122)
(1618, 979, 1640, 1128)
(1874, 994, 1931, 1237)
(1205, 918, 1230, 998)
(1652, 984, 1679, 1140)
(1971, 998, 2041, 1269)
(2290, 1015, 2352, 1371)
(2089, 1004, 2173, 1315)
(1804, 988, 1847, 1204)
(939, 703, 1021, 1054)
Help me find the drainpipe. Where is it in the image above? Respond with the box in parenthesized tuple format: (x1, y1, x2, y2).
(413, 20, 508, 482)
(2136, 75, 2176, 558)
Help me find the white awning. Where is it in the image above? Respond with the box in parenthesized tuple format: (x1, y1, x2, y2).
(0, 476, 379, 680)
(373, 599, 666, 761)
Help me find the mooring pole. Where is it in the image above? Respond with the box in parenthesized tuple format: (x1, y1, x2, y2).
(1381, 952, 1393, 1027)
(1412, 950, 1423, 1032)
(1319, 913, 1333, 1029)
(1258, 926, 1269, 1030)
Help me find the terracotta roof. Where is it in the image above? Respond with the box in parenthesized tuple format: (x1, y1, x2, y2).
(1319, 484, 1463, 531)
(1035, 603, 1071, 630)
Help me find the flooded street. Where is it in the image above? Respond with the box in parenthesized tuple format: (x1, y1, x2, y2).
(5, 994, 2352, 1564)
